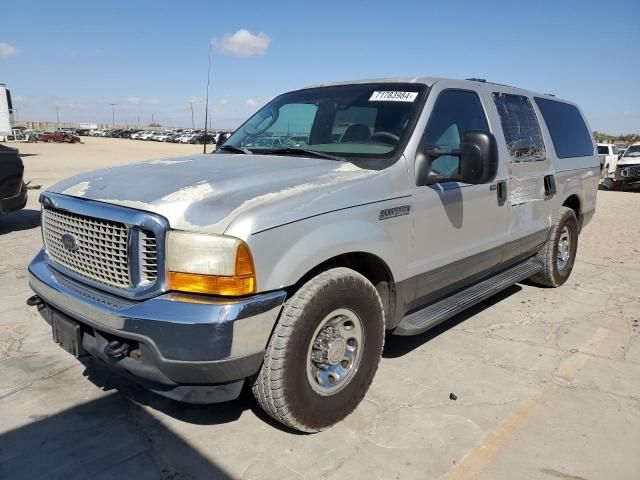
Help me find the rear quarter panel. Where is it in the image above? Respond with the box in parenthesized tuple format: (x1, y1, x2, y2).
(536, 101, 599, 226)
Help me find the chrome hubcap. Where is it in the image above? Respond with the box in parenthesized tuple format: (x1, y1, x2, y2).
(306, 308, 364, 396)
(557, 226, 572, 270)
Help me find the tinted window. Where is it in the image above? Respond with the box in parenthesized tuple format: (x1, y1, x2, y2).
(597, 145, 609, 154)
(534, 97, 593, 158)
(421, 89, 489, 177)
(492, 93, 545, 162)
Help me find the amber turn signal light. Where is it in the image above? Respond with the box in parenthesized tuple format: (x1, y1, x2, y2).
(167, 240, 257, 296)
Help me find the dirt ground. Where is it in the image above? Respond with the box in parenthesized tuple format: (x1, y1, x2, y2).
(1, 137, 638, 480)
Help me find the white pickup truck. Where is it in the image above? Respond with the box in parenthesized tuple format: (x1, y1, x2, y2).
(597, 143, 619, 178)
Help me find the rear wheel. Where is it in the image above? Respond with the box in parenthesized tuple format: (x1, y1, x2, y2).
(530, 206, 578, 287)
(252, 267, 385, 432)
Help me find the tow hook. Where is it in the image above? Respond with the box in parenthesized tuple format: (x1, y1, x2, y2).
(104, 340, 130, 358)
(26, 295, 44, 307)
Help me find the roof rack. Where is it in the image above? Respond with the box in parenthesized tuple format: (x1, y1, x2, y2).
(466, 78, 486, 83)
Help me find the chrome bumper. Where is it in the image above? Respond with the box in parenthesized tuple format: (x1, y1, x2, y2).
(28, 249, 286, 398)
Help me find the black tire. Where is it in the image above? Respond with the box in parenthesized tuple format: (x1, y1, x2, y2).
(251, 267, 385, 433)
(600, 178, 617, 191)
(529, 206, 579, 287)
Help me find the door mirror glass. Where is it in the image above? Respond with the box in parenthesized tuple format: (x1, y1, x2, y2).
(417, 131, 499, 185)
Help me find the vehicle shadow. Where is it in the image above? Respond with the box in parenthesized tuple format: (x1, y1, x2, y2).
(79, 356, 304, 435)
(0, 209, 41, 235)
(0, 392, 234, 480)
(383, 284, 522, 358)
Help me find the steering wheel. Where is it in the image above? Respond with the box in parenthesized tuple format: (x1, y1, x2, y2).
(368, 131, 400, 146)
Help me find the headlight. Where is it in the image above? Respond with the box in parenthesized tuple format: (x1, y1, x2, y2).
(166, 231, 256, 296)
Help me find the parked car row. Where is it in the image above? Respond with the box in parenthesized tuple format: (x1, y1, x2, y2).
(3, 126, 233, 146)
(85, 128, 232, 144)
(6, 129, 81, 143)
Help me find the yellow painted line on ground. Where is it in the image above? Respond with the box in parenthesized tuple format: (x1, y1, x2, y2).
(443, 326, 612, 480)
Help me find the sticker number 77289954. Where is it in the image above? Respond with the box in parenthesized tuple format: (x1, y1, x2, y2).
(369, 91, 419, 102)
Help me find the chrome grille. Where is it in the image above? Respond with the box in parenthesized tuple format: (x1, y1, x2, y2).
(42, 206, 135, 289)
(39, 192, 167, 300)
(139, 230, 158, 283)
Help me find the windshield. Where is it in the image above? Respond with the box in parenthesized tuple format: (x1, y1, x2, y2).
(222, 83, 427, 161)
(622, 145, 640, 158)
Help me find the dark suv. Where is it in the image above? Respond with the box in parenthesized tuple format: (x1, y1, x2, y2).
(0, 145, 27, 214)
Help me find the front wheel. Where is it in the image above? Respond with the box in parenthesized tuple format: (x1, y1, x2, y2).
(251, 267, 385, 432)
(529, 206, 578, 287)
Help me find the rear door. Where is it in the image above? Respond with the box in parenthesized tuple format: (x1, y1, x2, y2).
(408, 82, 509, 305)
(481, 86, 554, 264)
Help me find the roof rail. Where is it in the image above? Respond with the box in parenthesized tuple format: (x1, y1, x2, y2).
(466, 78, 486, 83)
(544, 93, 556, 97)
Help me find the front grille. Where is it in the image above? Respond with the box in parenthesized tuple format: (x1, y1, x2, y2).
(622, 165, 640, 178)
(42, 206, 160, 290)
(39, 193, 167, 299)
(43, 206, 130, 288)
(139, 230, 158, 283)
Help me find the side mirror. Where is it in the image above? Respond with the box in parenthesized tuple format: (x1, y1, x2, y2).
(416, 131, 499, 186)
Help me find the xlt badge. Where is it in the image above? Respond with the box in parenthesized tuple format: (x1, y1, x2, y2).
(379, 205, 411, 220)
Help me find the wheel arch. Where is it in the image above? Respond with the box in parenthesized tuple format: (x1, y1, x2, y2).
(286, 251, 397, 329)
(562, 194, 582, 229)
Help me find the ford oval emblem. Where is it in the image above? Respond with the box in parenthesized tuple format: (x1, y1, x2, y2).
(61, 233, 79, 252)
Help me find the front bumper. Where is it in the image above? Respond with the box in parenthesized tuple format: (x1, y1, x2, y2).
(28, 249, 286, 403)
(0, 180, 27, 214)
(615, 164, 640, 183)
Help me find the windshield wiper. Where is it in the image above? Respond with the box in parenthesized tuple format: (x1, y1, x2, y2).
(260, 147, 343, 161)
(217, 145, 252, 154)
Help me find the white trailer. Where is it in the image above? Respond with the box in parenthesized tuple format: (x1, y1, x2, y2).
(0, 84, 14, 138)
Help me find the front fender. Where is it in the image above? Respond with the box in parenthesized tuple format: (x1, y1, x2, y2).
(239, 202, 412, 292)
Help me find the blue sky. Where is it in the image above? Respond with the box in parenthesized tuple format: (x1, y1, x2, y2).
(1, 0, 638, 133)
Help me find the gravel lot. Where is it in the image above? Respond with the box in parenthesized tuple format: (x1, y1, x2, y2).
(1, 137, 639, 480)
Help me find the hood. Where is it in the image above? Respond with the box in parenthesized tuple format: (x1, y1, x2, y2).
(617, 156, 640, 166)
(48, 153, 407, 236)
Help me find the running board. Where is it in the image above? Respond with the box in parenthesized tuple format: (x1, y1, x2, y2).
(394, 258, 542, 336)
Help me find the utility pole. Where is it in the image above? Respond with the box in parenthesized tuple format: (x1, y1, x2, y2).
(203, 41, 212, 154)
(55, 106, 60, 128)
(109, 103, 117, 127)
(151, 113, 155, 125)
(137, 115, 140, 127)
(188, 101, 195, 129)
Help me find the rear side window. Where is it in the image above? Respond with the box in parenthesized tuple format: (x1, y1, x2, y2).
(492, 93, 545, 162)
(534, 97, 593, 158)
(597, 145, 609, 154)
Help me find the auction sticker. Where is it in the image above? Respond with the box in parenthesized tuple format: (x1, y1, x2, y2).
(369, 91, 418, 102)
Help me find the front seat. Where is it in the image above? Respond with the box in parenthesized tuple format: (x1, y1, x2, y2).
(341, 124, 370, 143)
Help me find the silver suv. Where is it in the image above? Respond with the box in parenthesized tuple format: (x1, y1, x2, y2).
(28, 78, 599, 432)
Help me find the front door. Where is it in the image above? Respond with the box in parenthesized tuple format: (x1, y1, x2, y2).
(408, 84, 509, 307)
